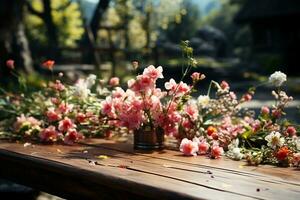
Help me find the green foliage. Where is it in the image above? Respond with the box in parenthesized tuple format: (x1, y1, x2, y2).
(25, 0, 84, 47)
(99, 0, 185, 49)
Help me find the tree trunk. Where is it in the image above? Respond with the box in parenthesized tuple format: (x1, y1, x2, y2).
(0, 0, 33, 79)
(90, 0, 110, 40)
(42, 0, 59, 59)
(81, 0, 110, 67)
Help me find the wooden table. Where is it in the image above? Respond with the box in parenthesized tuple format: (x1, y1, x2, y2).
(0, 138, 299, 200)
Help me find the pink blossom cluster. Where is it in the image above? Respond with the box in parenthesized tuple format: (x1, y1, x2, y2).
(179, 137, 223, 158)
(101, 65, 199, 137)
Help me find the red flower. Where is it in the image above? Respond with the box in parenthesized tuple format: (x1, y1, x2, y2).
(76, 113, 86, 123)
(285, 126, 297, 137)
(276, 146, 290, 161)
(207, 126, 217, 136)
(6, 59, 15, 70)
(211, 146, 224, 159)
(42, 60, 55, 70)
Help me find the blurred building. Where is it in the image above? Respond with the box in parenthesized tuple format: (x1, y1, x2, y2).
(235, 0, 300, 74)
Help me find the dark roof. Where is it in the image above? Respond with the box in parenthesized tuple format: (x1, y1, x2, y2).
(235, 0, 300, 23)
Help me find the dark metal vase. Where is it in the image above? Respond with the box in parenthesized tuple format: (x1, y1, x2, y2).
(134, 127, 164, 150)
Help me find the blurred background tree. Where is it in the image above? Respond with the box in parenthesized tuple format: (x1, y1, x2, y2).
(26, 0, 84, 60)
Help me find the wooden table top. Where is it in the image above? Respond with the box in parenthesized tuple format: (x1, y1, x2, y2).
(0, 138, 299, 200)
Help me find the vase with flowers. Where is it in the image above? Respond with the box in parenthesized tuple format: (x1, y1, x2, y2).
(101, 41, 204, 150)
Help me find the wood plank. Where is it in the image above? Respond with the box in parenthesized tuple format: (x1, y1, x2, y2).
(0, 141, 257, 200)
(1, 140, 300, 199)
(81, 138, 300, 182)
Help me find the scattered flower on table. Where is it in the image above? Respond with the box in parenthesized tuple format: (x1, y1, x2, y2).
(180, 138, 198, 156)
(265, 131, 285, 149)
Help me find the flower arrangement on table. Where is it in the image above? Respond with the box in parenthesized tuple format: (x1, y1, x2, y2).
(0, 60, 120, 144)
(179, 71, 300, 167)
(0, 42, 299, 168)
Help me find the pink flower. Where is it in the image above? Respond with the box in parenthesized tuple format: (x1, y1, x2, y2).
(168, 111, 182, 123)
(211, 146, 224, 159)
(57, 103, 73, 114)
(182, 119, 192, 129)
(285, 126, 297, 137)
(101, 97, 115, 117)
(261, 106, 270, 115)
(242, 93, 252, 101)
(50, 80, 65, 91)
(272, 109, 281, 119)
(6, 59, 15, 70)
(109, 77, 120, 86)
(179, 138, 198, 156)
(51, 97, 60, 105)
(143, 65, 163, 80)
(177, 82, 190, 95)
(63, 129, 84, 145)
(185, 103, 198, 121)
(40, 126, 59, 142)
(128, 79, 138, 90)
(198, 142, 210, 154)
(164, 124, 179, 138)
(292, 153, 300, 167)
(112, 87, 125, 98)
(191, 72, 205, 82)
(165, 78, 177, 91)
(191, 72, 200, 81)
(13, 114, 41, 132)
(58, 117, 76, 132)
(76, 113, 86, 123)
(229, 92, 237, 100)
(220, 81, 229, 90)
(46, 108, 61, 122)
(193, 138, 210, 155)
(137, 75, 154, 90)
(165, 79, 190, 96)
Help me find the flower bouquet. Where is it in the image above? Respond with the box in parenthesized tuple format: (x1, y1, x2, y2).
(0, 60, 118, 144)
(100, 42, 204, 150)
(178, 71, 300, 167)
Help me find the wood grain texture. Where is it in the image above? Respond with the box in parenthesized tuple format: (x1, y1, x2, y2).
(0, 139, 299, 200)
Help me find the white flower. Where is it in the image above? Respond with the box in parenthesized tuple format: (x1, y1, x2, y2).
(268, 71, 287, 87)
(228, 138, 239, 150)
(74, 79, 90, 99)
(229, 148, 244, 160)
(292, 137, 300, 150)
(197, 95, 210, 107)
(265, 131, 285, 149)
(86, 74, 97, 88)
(73, 74, 97, 99)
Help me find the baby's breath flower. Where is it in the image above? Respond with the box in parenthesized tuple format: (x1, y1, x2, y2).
(268, 71, 287, 87)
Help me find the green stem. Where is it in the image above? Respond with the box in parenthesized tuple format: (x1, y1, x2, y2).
(207, 80, 218, 97)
